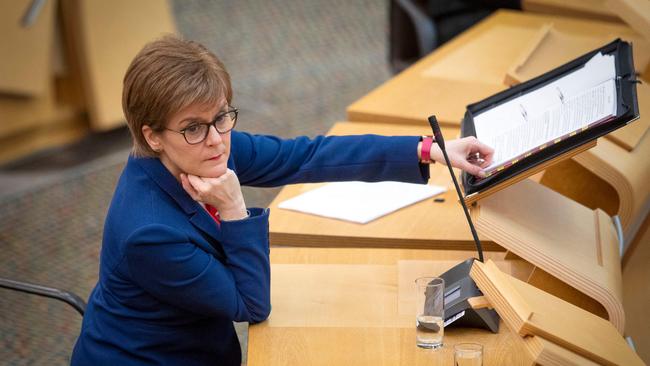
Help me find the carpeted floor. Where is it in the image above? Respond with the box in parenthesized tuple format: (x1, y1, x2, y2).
(0, 0, 391, 364)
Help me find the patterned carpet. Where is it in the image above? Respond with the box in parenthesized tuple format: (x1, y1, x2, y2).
(0, 0, 391, 364)
(0, 153, 124, 365)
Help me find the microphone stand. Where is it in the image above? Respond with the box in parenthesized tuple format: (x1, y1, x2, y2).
(425, 115, 498, 333)
(427, 115, 484, 262)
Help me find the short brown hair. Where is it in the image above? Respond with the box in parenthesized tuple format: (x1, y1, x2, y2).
(122, 35, 232, 157)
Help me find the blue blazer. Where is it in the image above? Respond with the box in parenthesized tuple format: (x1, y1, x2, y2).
(71, 131, 428, 366)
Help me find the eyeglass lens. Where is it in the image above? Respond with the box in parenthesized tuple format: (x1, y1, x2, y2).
(184, 110, 237, 144)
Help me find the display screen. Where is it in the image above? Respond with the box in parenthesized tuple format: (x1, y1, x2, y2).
(445, 285, 461, 303)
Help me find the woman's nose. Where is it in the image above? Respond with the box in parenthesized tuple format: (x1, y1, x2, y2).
(205, 125, 222, 146)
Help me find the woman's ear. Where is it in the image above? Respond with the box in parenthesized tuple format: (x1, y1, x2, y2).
(142, 125, 163, 153)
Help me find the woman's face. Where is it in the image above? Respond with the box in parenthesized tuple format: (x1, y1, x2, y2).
(143, 100, 232, 179)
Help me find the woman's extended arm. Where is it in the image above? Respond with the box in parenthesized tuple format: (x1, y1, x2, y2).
(229, 131, 493, 186)
(229, 131, 428, 187)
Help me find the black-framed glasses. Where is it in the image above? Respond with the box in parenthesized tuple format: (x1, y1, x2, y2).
(165, 108, 238, 145)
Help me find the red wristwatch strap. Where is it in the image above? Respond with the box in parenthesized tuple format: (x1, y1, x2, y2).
(421, 136, 434, 163)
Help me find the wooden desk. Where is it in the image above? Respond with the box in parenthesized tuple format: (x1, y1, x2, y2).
(347, 10, 647, 127)
(248, 247, 533, 366)
(522, 0, 621, 22)
(269, 121, 501, 251)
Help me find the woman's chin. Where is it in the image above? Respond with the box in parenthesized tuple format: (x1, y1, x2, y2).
(199, 164, 228, 178)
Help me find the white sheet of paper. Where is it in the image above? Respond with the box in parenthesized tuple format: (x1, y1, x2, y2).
(278, 181, 447, 224)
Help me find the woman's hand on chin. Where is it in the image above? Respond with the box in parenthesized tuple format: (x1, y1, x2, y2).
(180, 169, 248, 220)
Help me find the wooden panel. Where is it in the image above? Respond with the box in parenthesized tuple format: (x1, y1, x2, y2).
(269, 121, 501, 251)
(348, 17, 537, 125)
(269, 264, 406, 328)
(622, 212, 650, 365)
(63, 0, 176, 130)
(0, 0, 54, 96)
(525, 336, 601, 365)
(249, 326, 530, 366)
(0, 81, 77, 138)
(526, 266, 607, 319)
(347, 77, 502, 127)
(347, 10, 645, 127)
(606, 0, 650, 40)
(0, 6, 86, 163)
(515, 271, 639, 365)
(269, 247, 508, 265)
(0, 115, 87, 164)
(572, 130, 650, 251)
(504, 25, 650, 88)
(473, 180, 625, 333)
(540, 159, 620, 215)
(522, 0, 621, 22)
(471, 260, 644, 366)
(420, 25, 536, 86)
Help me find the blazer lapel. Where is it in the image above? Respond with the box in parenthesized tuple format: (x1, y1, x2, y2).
(132, 156, 223, 244)
(189, 213, 223, 242)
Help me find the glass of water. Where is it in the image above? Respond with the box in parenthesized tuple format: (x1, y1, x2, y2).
(454, 343, 483, 366)
(415, 277, 445, 349)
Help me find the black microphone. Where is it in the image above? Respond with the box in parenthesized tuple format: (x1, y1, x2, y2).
(426, 116, 498, 333)
(427, 115, 484, 262)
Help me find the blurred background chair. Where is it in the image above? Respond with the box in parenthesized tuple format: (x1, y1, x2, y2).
(0, 278, 86, 316)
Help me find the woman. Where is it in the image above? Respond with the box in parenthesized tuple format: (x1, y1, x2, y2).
(71, 36, 493, 366)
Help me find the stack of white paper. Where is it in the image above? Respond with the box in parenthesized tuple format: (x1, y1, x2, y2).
(278, 181, 446, 224)
(474, 52, 618, 174)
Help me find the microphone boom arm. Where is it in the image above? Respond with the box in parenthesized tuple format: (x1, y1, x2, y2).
(427, 115, 484, 262)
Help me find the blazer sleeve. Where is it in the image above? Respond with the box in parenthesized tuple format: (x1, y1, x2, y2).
(124, 208, 271, 323)
(229, 131, 429, 187)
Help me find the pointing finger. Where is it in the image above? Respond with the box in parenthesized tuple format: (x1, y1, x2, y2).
(469, 140, 494, 166)
(460, 160, 486, 178)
